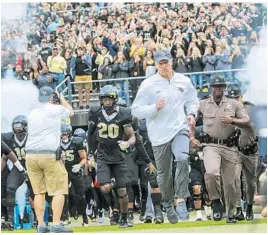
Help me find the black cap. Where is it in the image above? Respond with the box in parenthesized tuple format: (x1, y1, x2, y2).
(211, 74, 226, 86)
(227, 84, 242, 98)
(38, 86, 54, 102)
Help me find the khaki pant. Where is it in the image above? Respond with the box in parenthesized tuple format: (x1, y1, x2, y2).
(235, 152, 258, 207)
(26, 154, 68, 196)
(203, 145, 238, 217)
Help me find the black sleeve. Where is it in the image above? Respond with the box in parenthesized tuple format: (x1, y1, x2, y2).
(87, 107, 100, 155)
(1, 141, 12, 156)
(134, 132, 151, 164)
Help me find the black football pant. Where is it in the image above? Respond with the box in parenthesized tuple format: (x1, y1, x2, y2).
(63, 171, 86, 218)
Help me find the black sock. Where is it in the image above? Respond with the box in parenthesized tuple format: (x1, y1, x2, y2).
(247, 204, 253, 210)
(121, 212, 127, 219)
(151, 193, 162, 205)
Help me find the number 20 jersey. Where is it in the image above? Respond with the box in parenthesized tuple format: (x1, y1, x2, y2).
(88, 106, 133, 163)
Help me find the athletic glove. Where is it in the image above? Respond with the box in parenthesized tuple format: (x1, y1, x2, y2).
(117, 141, 130, 151)
(72, 164, 81, 173)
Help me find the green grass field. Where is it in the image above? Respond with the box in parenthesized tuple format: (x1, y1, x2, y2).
(2, 218, 267, 233)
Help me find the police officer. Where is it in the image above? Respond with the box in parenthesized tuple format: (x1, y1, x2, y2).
(191, 75, 250, 223)
(227, 84, 258, 221)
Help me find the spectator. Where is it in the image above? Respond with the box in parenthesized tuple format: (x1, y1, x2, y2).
(39, 39, 52, 67)
(202, 47, 216, 86)
(189, 47, 204, 89)
(13, 63, 29, 81)
(173, 48, 189, 74)
(47, 46, 67, 91)
(130, 52, 144, 100)
(143, 50, 156, 78)
(112, 51, 132, 105)
(33, 66, 57, 89)
(29, 62, 41, 81)
(22, 53, 32, 78)
(70, 45, 92, 109)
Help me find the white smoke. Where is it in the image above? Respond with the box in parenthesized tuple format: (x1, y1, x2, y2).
(1, 3, 27, 20)
(237, 27, 267, 105)
(1, 78, 39, 133)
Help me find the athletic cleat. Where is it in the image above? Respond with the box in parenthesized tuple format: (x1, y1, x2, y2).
(118, 217, 128, 228)
(127, 213, 134, 227)
(110, 212, 119, 225)
(144, 216, 152, 223)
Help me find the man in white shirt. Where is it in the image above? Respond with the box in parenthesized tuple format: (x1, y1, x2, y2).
(25, 86, 74, 233)
(132, 49, 199, 224)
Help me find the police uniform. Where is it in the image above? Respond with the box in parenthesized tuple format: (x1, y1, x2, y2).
(234, 102, 258, 219)
(88, 105, 133, 188)
(199, 78, 249, 219)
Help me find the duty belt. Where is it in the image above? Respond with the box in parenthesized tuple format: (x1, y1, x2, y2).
(239, 142, 258, 155)
(206, 137, 229, 146)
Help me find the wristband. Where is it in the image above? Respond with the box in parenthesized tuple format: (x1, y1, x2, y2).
(14, 161, 24, 172)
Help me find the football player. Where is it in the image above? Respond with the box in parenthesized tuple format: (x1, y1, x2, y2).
(87, 85, 136, 228)
(60, 124, 87, 226)
(1, 115, 31, 230)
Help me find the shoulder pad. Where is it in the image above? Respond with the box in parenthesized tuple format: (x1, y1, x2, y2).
(72, 137, 84, 145)
(1, 132, 14, 142)
(119, 106, 133, 120)
(88, 106, 102, 114)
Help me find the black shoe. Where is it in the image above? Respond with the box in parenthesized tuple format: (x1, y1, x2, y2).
(119, 216, 128, 228)
(79, 105, 83, 110)
(82, 213, 89, 226)
(86, 105, 89, 109)
(110, 212, 120, 225)
(144, 216, 152, 223)
(246, 207, 254, 221)
(213, 200, 222, 221)
(127, 213, 134, 227)
(235, 208, 245, 221)
(154, 205, 164, 224)
(226, 217, 236, 223)
(139, 212, 145, 222)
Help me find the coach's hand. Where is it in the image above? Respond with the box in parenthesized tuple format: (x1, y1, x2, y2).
(72, 164, 81, 173)
(117, 141, 130, 151)
(156, 97, 165, 111)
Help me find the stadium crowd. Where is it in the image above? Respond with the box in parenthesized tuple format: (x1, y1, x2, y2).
(1, 2, 267, 233)
(1, 2, 267, 106)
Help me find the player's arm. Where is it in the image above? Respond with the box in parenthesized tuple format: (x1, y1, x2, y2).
(1, 155, 7, 172)
(71, 138, 88, 173)
(118, 124, 136, 151)
(87, 108, 98, 156)
(1, 141, 24, 172)
(78, 150, 87, 167)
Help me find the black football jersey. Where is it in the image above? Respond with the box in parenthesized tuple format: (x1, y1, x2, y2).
(1, 132, 27, 168)
(61, 136, 85, 172)
(88, 106, 133, 163)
